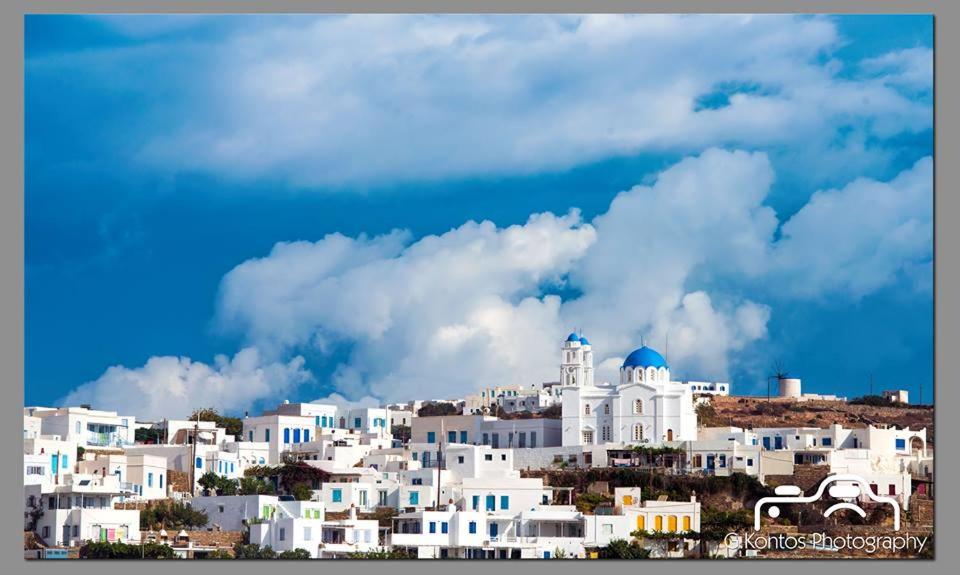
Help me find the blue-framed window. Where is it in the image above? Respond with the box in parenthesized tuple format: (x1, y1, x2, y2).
(896, 438, 906, 450)
(283, 428, 291, 444)
(315, 416, 320, 426)
(448, 431, 456, 443)
(195, 457, 202, 469)
(486, 495, 496, 511)
(304, 429, 310, 442)
(321, 416, 328, 427)
(248, 431, 253, 442)
(355, 418, 362, 429)
(265, 428, 270, 442)
(332, 489, 342, 503)
(159, 475, 164, 489)
(441, 522, 448, 534)
(468, 521, 477, 534)
(429, 522, 437, 534)
(427, 432, 436, 444)
(460, 431, 468, 443)
(409, 491, 419, 505)
(472, 495, 480, 510)
(822, 437, 832, 446)
(293, 429, 301, 443)
(500, 496, 509, 510)
(147, 473, 153, 488)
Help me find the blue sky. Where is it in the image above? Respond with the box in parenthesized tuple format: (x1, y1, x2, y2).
(25, 15, 933, 418)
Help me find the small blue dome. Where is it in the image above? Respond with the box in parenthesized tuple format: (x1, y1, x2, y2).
(566, 332, 580, 342)
(622, 346, 668, 369)
(579, 336, 591, 346)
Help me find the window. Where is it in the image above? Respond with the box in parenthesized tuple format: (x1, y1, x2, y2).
(584, 404, 591, 415)
(409, 491, 419, 505)
(604, 403, 610, 415)
(427, 432, 436, 444)
(531, 432, 537, 448)
(482, 433, 489, 445)
(359, 490, 368, 506)
(633, 424, 643, 442)
(265, 428, 270, 442)
(303, 429, 310, 442)
(602, 523, 613, 535)
(601, 426, 611, 442)
(822, 437, 832, 446)
(321, 416, 328, 427)
(518, 432, 526, 448)
(315, 416, 321, 426)
(500, 496, 509, 510)
(72, 525, 79, 537)
(501, 454, 507, 461)
(304, 527, 312, 541)
(429, 522, 437, 534)
(354, 418, 362, 428)
(889, 484, 897, 495)
(412, 478, 423, 486)
(460, 431, 468, 443)
(486, 495, 496, 511)
(332, 488, 342, 503)
(379, 490, 388, 506)
(448, 431, 456, 443)
(634, 399, 643, 414)
(195, 457, 202, 469)
(683, 516, 691, 531)
(218, 505, 225, 513)
(458, 456, 465, 464)
(484, 454, 493, 461)
(147, 473, 153, 488)
(472, 495, 480, 510)
(582, 430, 593, 444)
(896, 438, 906, 450)
(441, 522, 449, 534)
(747, 458, 754, 467)
(283, 428, 290, 444)
(469, 521, 477, 534)
(279, 528, 285, 541)
(248, 431, 253, 442)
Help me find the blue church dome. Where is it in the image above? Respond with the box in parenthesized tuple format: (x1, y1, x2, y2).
(566, 332, 580, 342)
(622, 346, 668, 369)
(579, 336, 591, 346)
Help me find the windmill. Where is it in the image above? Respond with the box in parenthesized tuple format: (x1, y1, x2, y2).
(767, 360, 789, 402)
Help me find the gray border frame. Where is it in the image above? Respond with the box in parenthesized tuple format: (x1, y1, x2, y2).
(2, 1, 954, 574)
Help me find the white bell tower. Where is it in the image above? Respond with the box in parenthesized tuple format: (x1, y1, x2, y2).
(561, 332, 593, 387)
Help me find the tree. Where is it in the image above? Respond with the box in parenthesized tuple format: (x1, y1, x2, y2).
(190, 408, 244, 438)
(278, 549, 312, 559)
(290, 483, 314, 501)
(233, 543, 278, 559)
(135, 427, 164, 444)
(597, 538, 650, 559)
(347, 549, 414, 559)
(140, 501, 208, 531)
(238, 475, 275, 495)
(80, 541, 175, 559)
(541, 404, 562, 419)
(416, 402, 460, 417)
(391, 424, 411, 443)
(198, 471, 239, 496)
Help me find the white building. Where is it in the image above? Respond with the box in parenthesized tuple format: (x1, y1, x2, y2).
(25, 406, 136, 450)
(27, 473, 140, 547)
(248, 503, 380, 558)
(561, 334, 697, 446)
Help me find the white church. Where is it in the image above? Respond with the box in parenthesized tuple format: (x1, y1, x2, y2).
(559, 332, 698, 446)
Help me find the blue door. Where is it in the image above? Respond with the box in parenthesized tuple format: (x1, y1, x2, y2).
(706, 455, 715, 470)
(489, 523, 498, 538)
(762, 437, 771, 450)
(774, 436, 783, 450)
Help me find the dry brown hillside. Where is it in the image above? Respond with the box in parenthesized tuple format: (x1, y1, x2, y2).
(701, 396, 934, 445)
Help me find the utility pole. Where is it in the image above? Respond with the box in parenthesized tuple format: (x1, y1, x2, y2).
(190, 411, 199, 497)
(436, 419, 443, 510)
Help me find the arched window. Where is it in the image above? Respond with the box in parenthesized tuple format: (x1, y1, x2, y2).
(633, 424, 643, 442)
(654, 515, 663, 531)
(636, 369, 643, 382)
(603, 403, 610, 415)
(634, 399, 643, 414)
(584, 404, 591, 415)
(648, 367, 657, 382)
(682, 516, 691, 531)
(625, 368, 632, 382)
(668, 515, 678, 532)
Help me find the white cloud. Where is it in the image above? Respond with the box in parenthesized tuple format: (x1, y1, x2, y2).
(771, 156, 932, 299)
(58, 347, 312, 420)
(212, 149, 930, 406)
(310, 392, 381, 411)
(861, 47, 933, 91)
(89, 14, 930, 187)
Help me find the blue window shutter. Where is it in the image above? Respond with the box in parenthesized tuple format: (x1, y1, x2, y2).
(429, 522, 436, 534)
(283, 428, 290, 444)
(500, 495, 509, 510)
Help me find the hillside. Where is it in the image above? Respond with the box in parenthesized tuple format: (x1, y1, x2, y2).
(701, 396, 934, 444)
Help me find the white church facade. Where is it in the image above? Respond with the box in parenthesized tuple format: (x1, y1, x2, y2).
(560, 333, 698, 446)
